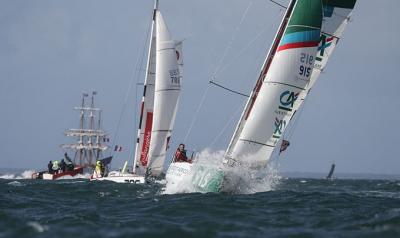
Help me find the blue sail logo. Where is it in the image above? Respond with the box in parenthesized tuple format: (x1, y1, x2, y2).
(316, 34, 334, 62)
(279, 90, 299, 112)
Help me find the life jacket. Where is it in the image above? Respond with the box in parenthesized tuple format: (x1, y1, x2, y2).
(174, 149, 187, 162)
(52, 161, 60, 170)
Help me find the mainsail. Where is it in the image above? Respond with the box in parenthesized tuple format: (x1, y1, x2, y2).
(146, 11, 182, 177)
(225, 0, 323, 167)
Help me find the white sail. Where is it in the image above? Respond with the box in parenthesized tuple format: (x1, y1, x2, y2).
(226, 0, 323, 167)
(225, 0, 297, 161)
(147, 11, 181, 177)
(133, 2, 158, 173)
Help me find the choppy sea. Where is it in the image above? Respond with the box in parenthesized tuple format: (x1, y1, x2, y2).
(1, 169, 400, 238)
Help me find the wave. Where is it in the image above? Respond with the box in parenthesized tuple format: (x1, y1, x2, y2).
(0, 170, 36, 180)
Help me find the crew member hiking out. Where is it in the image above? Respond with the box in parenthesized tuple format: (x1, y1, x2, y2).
(173, 143, 190, 162)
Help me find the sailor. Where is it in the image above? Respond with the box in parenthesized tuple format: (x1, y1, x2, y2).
(60, 159, 66, 172)
(173, 143, 188, 162)
(48, 161, 53, 174)
(100, 161, 106, 177)
(95, 160, 103, 178)
(64, 153, 74, 171)
(52, 160, 60, 174)
(64, 153, 72, 163)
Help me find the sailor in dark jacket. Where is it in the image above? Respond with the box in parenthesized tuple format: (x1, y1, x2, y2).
(48, 161, 53, 174)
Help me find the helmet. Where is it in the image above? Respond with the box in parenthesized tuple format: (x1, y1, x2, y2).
(96, 161, 101, 165)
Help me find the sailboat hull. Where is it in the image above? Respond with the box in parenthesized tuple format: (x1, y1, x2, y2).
(166, 162, 224, 193)
(90, 171, 145, 184)
(32, 167, 84, 180)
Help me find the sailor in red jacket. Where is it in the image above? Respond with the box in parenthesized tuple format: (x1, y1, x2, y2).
(174, 143, 189, 162)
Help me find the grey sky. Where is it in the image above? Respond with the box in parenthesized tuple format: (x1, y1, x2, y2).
(0, 0, 399, 175)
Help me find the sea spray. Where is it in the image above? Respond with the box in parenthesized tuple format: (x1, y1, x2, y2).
(164, 149, 281, 194)
(163, 149, 225, 194)
(0, 170, 36, 180)
(221, 159, 281, 194)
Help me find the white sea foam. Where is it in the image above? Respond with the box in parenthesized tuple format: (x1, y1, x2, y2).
(27, 221, 49, 233)
(164, 148, 281, 195)
(221, 158, 281, 194)
(7, 181, 25, 187)
(0, 170, 36, 180)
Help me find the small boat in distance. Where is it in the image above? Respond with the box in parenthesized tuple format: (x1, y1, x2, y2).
(32, 91, 111, 180)
(326, 163, 336, 180)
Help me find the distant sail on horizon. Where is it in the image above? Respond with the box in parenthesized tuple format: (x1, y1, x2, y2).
(326, 163, 336, 179)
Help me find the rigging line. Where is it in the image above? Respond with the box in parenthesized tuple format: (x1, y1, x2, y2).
(182, 1, 255, 143)
(209, 101, 245, 148)
(211, 0, 254, 78)
(182, 86, 210, 143)
(214, 9, 284, 80)
(268, 0, 287, 9)
(109, 12, 153, 158)
(286, 97, 308, 140)
(209, 80, 249, 98)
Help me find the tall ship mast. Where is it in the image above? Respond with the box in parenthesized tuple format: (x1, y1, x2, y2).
(61, 91, 109, 168)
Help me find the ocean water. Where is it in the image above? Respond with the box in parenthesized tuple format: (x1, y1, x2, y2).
(1, 170, 400, 238)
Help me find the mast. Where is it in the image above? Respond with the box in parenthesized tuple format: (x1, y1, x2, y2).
(61, 91, 109, 167)
(133, 0, 159, 174)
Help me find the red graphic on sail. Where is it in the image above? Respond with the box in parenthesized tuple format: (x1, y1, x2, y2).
(140, 112, 153, 166)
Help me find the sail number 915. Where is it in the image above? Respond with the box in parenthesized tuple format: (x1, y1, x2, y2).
(169, 69, 180, 85)
(299, 53, 314, 77)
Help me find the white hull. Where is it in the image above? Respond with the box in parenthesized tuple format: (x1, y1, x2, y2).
(166, 162, 193, 185)
(165, 162, 223, 193)
(90, 171, 145, 184)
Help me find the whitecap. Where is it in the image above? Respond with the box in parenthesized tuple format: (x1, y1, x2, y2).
(0, 170, 36, 180)
(7, 181, 25, 187)
(27, 221, 49, 233)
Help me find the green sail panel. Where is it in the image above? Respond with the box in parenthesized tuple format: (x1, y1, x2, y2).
(278, 0, 323, 52)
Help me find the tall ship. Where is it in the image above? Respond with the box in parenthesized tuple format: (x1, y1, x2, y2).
(32, 91, 112, 180)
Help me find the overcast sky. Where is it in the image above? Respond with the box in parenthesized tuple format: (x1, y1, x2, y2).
(0, 0, 399, 175)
